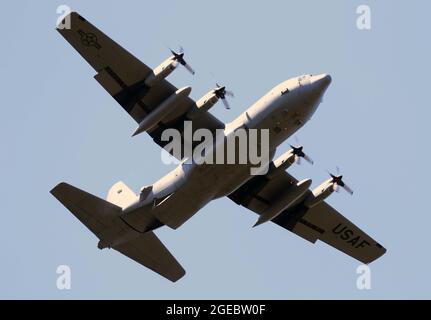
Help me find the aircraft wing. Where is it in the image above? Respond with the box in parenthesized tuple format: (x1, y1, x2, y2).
(57, 12, 224, 158)
(229, 172, 386, 264)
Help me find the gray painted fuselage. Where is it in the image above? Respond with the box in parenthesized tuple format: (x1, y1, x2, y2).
(121, 74, 332, 232)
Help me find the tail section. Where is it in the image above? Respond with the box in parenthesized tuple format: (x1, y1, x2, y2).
(51, 182, 121, 239)
(50, 182, 185, 282)
(114, 231, 186, 282)
(107, 181, 138, 209)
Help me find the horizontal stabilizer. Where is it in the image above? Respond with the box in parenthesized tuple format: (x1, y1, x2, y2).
(51, 182, 121, 239)
(51, 182, 185, 282)
(113, 232, 186, 282)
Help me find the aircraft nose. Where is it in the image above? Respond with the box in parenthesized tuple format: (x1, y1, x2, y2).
(310, 74, 332, 92)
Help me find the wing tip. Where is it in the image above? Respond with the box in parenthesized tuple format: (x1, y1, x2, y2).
(56, 11, 86, 31)
(169, 269, 186, 283)
(363, 243, 387, 265)
(50, 182, 69, 197)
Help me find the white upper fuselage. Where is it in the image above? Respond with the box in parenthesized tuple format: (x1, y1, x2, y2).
(122, 74, 332, 232)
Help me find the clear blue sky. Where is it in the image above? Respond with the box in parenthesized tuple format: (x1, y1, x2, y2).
(1, 0, 429, 299)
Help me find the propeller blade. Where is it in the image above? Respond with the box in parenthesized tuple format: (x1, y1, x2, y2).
(342, 183, 354, 195)
(183, 63, 195, 75)
(302, 153, 314, 165)
(214, 83, 234, 109)
(169, 47, 195, 75)
(327, 167, 354, 196)
(221, 98, 231, 110)
(225, 90, 235, 98)
(290, 141, 313, 166)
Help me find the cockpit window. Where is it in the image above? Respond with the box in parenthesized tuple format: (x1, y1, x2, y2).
(281, 88, 289, 95)
(298, 75, 311, 86)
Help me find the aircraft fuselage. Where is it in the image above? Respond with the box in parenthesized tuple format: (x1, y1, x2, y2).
(121, 74, 332, 232)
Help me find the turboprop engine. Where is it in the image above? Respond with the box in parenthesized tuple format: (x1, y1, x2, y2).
(304, 168, 353, 208)
(187, 84, 234, 119)
(144, 56, 178, 87)
(267, 141, 313, 179)
(145, 48, 195, 87)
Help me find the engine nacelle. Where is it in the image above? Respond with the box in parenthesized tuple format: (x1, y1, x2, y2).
(266, 149, 296, 179)
(145, 57, 178, 87)
(254, 179, 312, 227)
(132, 86, 192, 136)
(303, 179, 334, 208)
(187, 91, 219, 119)
(196, 91, 219, 112)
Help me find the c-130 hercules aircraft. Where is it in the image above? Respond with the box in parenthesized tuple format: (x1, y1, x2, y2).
(51, 12, 386, 282)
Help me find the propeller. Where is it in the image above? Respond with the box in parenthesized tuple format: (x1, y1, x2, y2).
(214, 83, 234, 109)
(170, 46, 195, 75)
(328, 166, 354, 195)
(290, 136, 314, 165)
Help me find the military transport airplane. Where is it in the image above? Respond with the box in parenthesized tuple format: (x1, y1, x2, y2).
(51, 12, 386, 282)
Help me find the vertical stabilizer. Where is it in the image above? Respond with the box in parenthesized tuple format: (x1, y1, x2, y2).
(107, 181, 138, 209)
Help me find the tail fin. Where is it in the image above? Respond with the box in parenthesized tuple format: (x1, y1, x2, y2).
(107, 181, 138, 209)
(50, 182, 185, 282)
